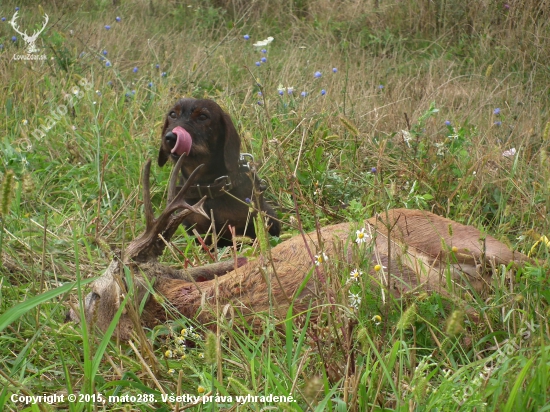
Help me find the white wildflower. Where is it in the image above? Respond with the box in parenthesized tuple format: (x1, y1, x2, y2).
(355, 228, 369, 244)
(502, 147, 516, 158)
(349, 292, 361, 310)
(314, 253, 328, 266)
(402, 130, 412, 147)
(253, 36, 274, 47)
(349, 269, 362, 282)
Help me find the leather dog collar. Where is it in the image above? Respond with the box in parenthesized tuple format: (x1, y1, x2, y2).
(185, 175, 233, 199)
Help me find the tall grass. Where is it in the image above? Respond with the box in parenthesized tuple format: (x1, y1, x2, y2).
(0, 0, 549, 410)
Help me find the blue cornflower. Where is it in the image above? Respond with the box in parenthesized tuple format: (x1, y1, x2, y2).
(257, 101, 263, 106)
(1, 17, 6, 22)
(245, 197, 251, 203)
(148, 82, 153, 87)
(258, 91, 262, 96)
(15, 7, 20, 11)
(371, 167, 377, 174)
(255, 61, 261, 66)
(102, 50, 107, 56)
(301, 91, 307, 97)
(314, 71, 321, 78)
(96, 90, 102, 96)
(493, 108, 501, 115)
(11, 36, 17, 42)
(115, 16, 121, 22)
(278, 90, 284, 96)
(243, 34, 250, 40)
(0, 44, 3, 49)
(133, 67, 138, 73)
(494, 121, 502, 126)
(261, 49, 267, 54)
(321, 89, 326, 95)
(445, 120, 451, 126)
(261, 57, 267, 63)
(155, 64, 160, 69)
(105, 25, 111, 30)
(131, 90, 136, 95)
(287, 88, 293, 95)
(378, 85, 384, 89)
(161, 72, 167, 77)
(105, 61, 111, 67)
(332, 67, 338, 73)
(107, 81, 113, 86)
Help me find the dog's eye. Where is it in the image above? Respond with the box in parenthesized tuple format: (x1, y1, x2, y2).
(169, 111, 177, 119)
(198, 114, 208, 121)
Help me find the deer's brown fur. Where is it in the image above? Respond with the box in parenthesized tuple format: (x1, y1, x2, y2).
(68, 162, 530, 340)
(138, 209, 529, 328)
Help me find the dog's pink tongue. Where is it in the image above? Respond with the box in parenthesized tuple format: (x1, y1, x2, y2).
(171, 126, 192, 156)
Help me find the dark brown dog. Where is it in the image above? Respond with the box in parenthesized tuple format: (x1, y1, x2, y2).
(158, 98, 280, 245)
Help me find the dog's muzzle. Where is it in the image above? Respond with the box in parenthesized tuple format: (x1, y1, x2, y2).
(164, 131, 177, 150)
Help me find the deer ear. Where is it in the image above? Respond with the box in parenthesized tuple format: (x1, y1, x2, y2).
(158, 117, 170, 167)
(222, 113, 240, 177)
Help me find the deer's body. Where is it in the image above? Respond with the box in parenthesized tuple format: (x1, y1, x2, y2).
(140, 210, 528, 328)
(68, 161, 529, 341)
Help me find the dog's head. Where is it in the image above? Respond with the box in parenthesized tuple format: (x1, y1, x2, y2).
(158, 98, 240, 180)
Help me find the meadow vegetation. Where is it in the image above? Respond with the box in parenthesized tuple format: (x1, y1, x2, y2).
(0, 0, 549, 410)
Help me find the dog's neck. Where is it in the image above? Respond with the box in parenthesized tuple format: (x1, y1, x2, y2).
(177, 154, 260, 200)
(179, 154, 231, 184)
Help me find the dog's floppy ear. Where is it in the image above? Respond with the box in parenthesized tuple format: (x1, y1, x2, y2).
(158, 117, 170, 167)
(222, 113, 241, 178)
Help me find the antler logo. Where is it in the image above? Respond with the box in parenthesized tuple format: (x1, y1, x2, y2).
(10, 10, 49, 54)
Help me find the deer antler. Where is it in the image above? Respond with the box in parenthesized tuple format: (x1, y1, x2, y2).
(9, 11, 49, 54)
(9, 11, 25, 38)
(126, 157, 209, 262)
(31, 13, 49, 39)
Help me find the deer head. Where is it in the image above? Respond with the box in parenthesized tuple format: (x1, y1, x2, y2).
(67, 156, 211, 339)
(10, 11, 49, 54)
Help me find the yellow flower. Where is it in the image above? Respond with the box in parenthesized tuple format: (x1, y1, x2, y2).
(168, 369, 175, 375)
(198, 386, 206, 394)
(165, 350, 173, 358)
(372, 315, 382, 325)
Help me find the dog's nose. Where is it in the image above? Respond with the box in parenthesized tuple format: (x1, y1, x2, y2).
(164, 131, 177, 149)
